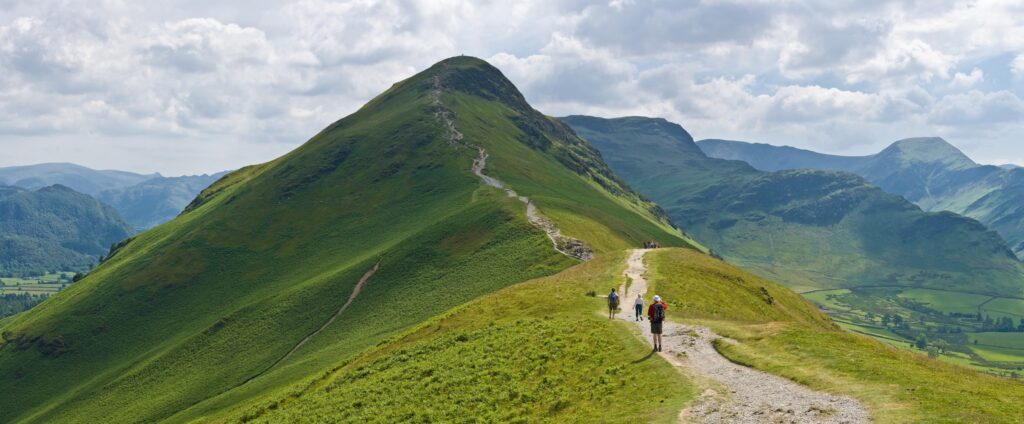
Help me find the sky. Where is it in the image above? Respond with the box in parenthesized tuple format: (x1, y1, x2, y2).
(1, 0, 1023, 175)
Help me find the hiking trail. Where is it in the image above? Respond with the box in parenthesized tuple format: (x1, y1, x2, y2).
(619, 249, 870, 423)
(241, 260, 380, 385)
(431, 65, 592, 261)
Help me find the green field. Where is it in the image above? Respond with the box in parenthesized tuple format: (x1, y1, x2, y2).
(799, 286, 1024, 375)
(898, 288, 991, 315)
(983, 298, 1024, 320)
(0, 273, 71, 295)
(971, 332, 1024, 348)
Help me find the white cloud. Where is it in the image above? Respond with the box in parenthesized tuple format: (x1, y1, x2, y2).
(930, 90, 1024, 126)
(950, 68, 984, 88)
(1, 0, 1024, 173)
(1013, 54, 1024, 75)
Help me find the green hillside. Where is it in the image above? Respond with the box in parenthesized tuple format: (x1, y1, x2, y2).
(700, 137, 1024, 258)
(0, 185, 132, 276)
(564, 115, 1024, 374)
(564, 115, 1023, 296)
(0, 57, 694, 423)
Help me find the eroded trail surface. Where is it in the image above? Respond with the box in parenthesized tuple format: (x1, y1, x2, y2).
(619, 250, 870, 424)
(432, 65, 592, 261)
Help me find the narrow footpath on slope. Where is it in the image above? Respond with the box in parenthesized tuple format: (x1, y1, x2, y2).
(431, 65, 592, 261)
(241, 260, 381, 385)
(618, 249, 870, 424)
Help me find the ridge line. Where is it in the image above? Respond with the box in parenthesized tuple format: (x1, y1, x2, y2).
(430, 64, 593, 261)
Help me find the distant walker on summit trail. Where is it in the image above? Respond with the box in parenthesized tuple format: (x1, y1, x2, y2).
(648, 295, 667, 352)
(608, 288, 619, 319)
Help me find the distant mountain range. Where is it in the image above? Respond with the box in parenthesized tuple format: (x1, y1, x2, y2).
(0, 163, 226, 231)
(0, 185, 133, 275)
(564, 115, 1024, 296)
(700, 138, 1024, 258)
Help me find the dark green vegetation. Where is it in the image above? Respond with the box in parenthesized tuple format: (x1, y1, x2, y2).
(565, 115, 1024, 373)
(0, 294, 48, 319)
(0, 185, 132, 276)
(647, 248, 1024, 423)
(0, 57, 693, 423)
(97, 172, 228, 230)
(700, 137, 1024, 259)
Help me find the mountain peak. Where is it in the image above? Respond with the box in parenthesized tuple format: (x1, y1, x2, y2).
(879, 137, 976, 169)
(426, 56, 531, 112)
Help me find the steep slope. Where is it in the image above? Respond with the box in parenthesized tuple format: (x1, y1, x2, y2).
(0, 163, 156, 195)
(0, 57, 694, 424)
(563, 115, 1024, 297)
(97, 172, 228, 230)
(700, 137, 1024, 257)
(0, 185, 132, 275)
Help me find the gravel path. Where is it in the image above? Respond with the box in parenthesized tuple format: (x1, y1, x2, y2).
(619, 249, 870, 423)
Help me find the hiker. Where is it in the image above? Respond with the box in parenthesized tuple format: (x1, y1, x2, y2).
(608, 288, 619, 319)
(634, 294, 644, 321)
(648, 295, 667, 352)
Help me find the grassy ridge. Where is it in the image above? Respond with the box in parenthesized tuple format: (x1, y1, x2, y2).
(0, 57, 695, 423)
(646, 248, 1024, 423)
(221, 253, 694, 423)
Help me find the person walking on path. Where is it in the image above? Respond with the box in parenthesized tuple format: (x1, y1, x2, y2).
(607, 288, 619, 319)
(648, 295, 667, 352)
(633, 294, 644, 321)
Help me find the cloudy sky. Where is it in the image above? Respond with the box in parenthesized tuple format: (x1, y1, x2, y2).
(1, 0, 1023, 175)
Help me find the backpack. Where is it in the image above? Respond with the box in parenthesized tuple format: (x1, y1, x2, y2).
(608, 292, 619, 308)
(652, 303, 665, 322)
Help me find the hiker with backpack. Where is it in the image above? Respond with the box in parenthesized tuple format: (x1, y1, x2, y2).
(648, 295, 667, 352)
(634, 294, 644, 321)
(608, 288, 619, 319)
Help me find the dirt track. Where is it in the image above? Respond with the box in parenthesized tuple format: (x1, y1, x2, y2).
(619, 250, 870, 423)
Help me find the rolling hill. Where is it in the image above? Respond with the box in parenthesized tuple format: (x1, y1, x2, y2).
(97, 172, 229, 230)
(562, 116, 1024, 297)
(700, 137, 1024, 258)
(0, 57, 695, 423)
(0, 185, 132, 276)
(0, 163, 157, 196)
(0, 163, 226, 231)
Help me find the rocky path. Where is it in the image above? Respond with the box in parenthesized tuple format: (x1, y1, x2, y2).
(242, 260, 380, 385)
(432, 65, 592, 261)
(619, 250, 870, 423)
